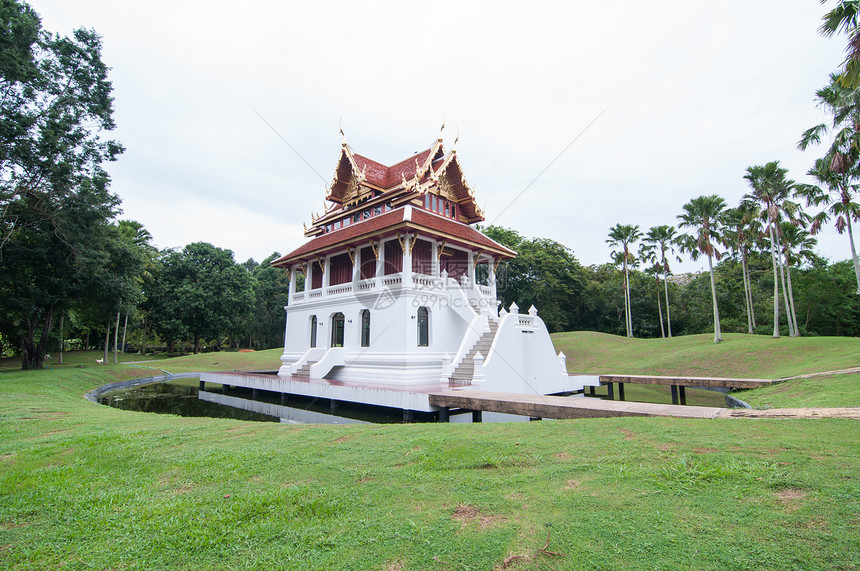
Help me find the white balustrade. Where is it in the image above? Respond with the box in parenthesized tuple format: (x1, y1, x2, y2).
(326, 284, 352, 296)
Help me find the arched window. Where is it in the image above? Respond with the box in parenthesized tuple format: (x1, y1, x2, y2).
(309, 316, 317, 348)
(417, 307, 429, 347)
(331, 312, 345, 348)
(360, 310, 371, 347)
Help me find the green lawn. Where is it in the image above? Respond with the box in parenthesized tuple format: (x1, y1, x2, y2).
(1, 340, 858, 569)
(553, 331, 860, 408)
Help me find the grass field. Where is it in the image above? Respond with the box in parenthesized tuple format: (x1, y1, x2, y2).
(1, 337, 858, 569)
(553, 331, 860, 408)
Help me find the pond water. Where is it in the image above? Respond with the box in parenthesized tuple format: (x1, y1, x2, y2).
(98, 379, 458, 424)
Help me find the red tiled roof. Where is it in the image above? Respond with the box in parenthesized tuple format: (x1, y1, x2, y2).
(410, 208, 516, 258)
(353, 148, 433, 189)
(272, 206, 516, 267)
(272, 209, 405, 266)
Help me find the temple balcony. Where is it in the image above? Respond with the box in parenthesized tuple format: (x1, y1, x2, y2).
(288, 271, 497, 308)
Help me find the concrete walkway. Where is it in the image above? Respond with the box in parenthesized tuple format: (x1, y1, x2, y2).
(429, 390, 860, 420)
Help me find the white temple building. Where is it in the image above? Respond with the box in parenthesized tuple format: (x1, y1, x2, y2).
(270, 137, 587, 397)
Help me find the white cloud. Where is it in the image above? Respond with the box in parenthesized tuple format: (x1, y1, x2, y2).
(30, 0, 850, 272)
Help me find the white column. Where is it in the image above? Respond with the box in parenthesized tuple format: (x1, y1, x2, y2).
(402, 234, 413, 287)
(467, 249, 476, 288)
(352, 248, 361, 286)
(376, 241, 384, 281)
(322, 256, 330, 294)
(488, 256, 497, 300)
(431, 240, 440, 277)
(288, 265, 297, 301)
(306, 259, 314, 290)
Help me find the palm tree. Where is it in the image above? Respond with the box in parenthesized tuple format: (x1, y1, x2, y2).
(818, 2, 860, 87)
(606, 224, 641, 337)
(643, 225, 679, 337)
(800, 73, 860, 162)
(722, 204, 761, 334)
(639, 242, 665, 338)
(778, 220, 818, 336)
(743, 162, 800, 337)
(795, 157, 860, 294)
(677, 195, 727, 344)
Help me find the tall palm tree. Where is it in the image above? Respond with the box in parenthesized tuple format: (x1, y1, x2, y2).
(644, 225, 679, 337)
(778, 220, 818, 336)
(818, 2, 860, 87)
(743, 162, 800, 337)
(795, 157, 860, 294)
(639, 242, 665, 338)
(800, 73, 860, 163)
(677, 195, 727, 344)
(722, 203, 761, 334)
(607, 224, 641, 337)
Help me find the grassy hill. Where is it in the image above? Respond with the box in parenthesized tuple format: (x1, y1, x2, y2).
(0, 339, 858, 569)
(553, 331, 860, 408)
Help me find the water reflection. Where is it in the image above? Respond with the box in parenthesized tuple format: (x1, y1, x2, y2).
(99, 379, 537, 425)
(98, 380, 279, 423)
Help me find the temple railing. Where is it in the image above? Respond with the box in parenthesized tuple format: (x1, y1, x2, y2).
(289, 272, 496, 305)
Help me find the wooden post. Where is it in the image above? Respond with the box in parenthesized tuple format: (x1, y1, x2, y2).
(472, 410, 482, 423)
(438, 407, 449, 422)
(671, 385, 679, 405)
(606, 382, 615, 400)
(618, 382, 625, 401)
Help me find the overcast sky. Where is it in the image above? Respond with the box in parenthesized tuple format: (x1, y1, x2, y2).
(30, 1, 850, 273)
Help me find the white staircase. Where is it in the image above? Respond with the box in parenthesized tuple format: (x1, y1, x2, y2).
(449, 319, 499, 386)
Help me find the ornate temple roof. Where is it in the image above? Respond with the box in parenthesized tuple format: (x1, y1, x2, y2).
(319, 139, 483, 227)
(272, 137, 510, 267)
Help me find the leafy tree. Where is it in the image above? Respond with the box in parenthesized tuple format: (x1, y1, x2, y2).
(606, 224, 641, 337)
(249, 253, 290, 349)
(1, 1, 122, 257)
(151, 243, 255, 354)
(0, 1, 123, 368)
(677, 195, 727, 343)
(482, 226, 587, 333)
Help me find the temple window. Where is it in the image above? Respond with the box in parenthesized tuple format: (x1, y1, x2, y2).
(331, 313, 345, 348)
(360, 310, 371, 347)
(374, 205, 381, 215)
(417, 307, 429, 347)
(309, 316, 317, 348)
